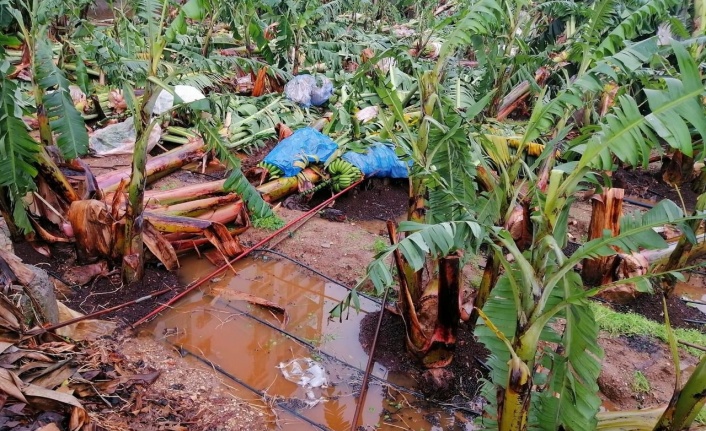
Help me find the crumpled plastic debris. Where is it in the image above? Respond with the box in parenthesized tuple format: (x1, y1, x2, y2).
(355, 106, 379, 123)
(88, 117, 162, 156)
(277, 357, 328, 408)
(284, 74, 333, 107)
(152, 85, 207, 115)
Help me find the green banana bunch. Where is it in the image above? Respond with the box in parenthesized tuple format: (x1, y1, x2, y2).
(257, 161, 284, 180)
(327, 158, 363, 191)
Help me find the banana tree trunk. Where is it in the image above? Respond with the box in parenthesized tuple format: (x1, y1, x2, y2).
(143, 179, 227, 206)
(653, 354, 706, 430)
(256, 168, 321, 202)
(96, 139, 206, 193)
(498, 354, 532, 431)
(420, 252, 462, 368)
(582, 188, 624, 285)
(122, 116, 155, 284)
(469, 250, 501, 328)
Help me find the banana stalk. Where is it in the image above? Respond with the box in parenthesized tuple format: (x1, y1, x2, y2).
(498, 354, 532, 431)
(149, 194, 240, 218)
(96, 139, 206, 193)
(143, 179, 227, 206)
(653, 355, 706, 430)
(256, 168, 321, 202)
(597, 407, 666, 430)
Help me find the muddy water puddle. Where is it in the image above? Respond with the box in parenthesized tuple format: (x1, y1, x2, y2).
(674, 272, 706, 316)
(145, 255, 473, 430)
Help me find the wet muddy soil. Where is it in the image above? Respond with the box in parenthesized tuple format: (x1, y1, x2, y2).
(13, 241, 183, 326)
(359, 311, 489, 402)
(614, 164, 699, 211)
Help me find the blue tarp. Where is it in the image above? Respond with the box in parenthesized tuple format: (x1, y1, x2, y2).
(342, 143, 409, 178)
(262, 127, 338, 177)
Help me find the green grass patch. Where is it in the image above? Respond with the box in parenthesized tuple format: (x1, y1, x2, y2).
(252, 215, 285, 231)
(631, 371, 650, 394)
(371, 238, 387, 254)
(591, 302, 706, 356)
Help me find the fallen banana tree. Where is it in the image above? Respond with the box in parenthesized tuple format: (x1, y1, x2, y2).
(95, 138, 208, 193)
(66, 197, 248, 270)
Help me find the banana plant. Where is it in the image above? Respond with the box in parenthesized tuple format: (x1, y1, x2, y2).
(0, 0, 88, 235)
(329, 0, 505, 367)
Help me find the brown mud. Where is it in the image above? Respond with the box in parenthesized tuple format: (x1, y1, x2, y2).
(13, 241, 182, 326)
(8, 145, 706, 430)
(358, 311, 489, 401)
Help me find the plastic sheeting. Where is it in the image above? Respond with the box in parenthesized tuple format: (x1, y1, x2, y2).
(88, 117, 162, 156)
(284, 75, 333, 107)
(262, 127, 338, 177)
(152, 85, 206, 115)
(342, 143, 409, 178)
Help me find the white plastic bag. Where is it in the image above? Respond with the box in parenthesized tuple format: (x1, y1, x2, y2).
(277, 357, 329, 407)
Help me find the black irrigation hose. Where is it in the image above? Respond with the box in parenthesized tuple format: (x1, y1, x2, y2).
(684, 318, 706, 325)
(623, 197, 656, 209)
(210, 296, 428, 401)
(253, 248, 385, 306)
(173, 344, 332, 431)
(44, 269, 80, 289)
(248, 248, 484, 413)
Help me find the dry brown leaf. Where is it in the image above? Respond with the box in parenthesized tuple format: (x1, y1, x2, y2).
(55, 303, 117, 342)
(69, 405, 91, 430)
(23, 380, 83, 410)
(0, 368, 28, 403)
(36, 423, 61, 431)
(143, 220, 179, 271)
(0, 341, 14, 355)
(67, 200, 117, 263)
(28, 361, 75, 389)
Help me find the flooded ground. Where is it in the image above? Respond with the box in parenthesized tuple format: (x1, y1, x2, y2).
(144, 254, 474, 431)
(674, 271, 706, 319)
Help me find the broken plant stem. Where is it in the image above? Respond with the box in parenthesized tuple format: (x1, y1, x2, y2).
(132, 179, 364, 327)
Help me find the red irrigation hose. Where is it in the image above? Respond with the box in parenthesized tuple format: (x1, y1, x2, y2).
(132, 179, 364, 327)
(26, 287, 174, 336)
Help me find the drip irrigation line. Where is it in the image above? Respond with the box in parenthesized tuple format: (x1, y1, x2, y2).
(253, 248, 385, 307)
(681, 298, 706, 307)
(683, 318, 706, 325)
(203, 296, 481, 417)
(172, 344, 332, 431)
(209, 296, 427, 401)
(44, 269, 80, 289)
(133, 179, 364, 327)
(26, 287, 174, 336)
(623, 196, 656, 209)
